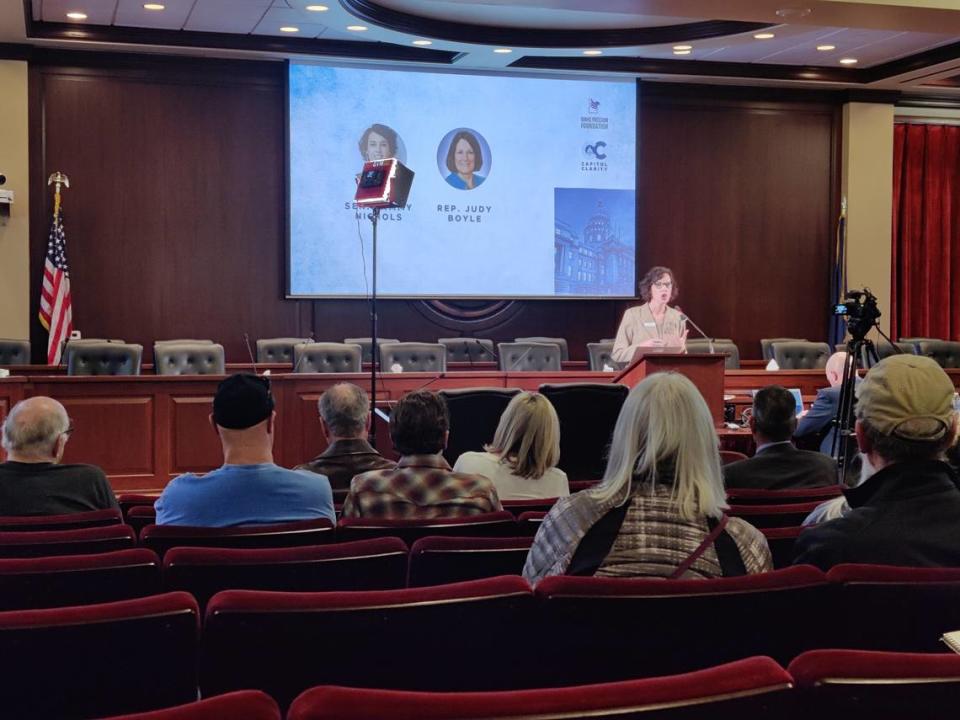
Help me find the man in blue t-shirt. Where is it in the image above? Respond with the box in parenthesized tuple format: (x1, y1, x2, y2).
(155, 374, 335, 527)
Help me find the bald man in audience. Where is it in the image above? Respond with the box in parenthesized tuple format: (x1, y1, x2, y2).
(0, 396, 118, 514)
(795, 351, 852, 456)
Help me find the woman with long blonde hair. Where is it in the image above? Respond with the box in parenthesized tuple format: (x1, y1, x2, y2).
(454, 392, 569, 500)
(523, 373, 771, 584)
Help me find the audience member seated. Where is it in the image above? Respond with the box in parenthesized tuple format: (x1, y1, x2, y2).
(795, 351, 851, 456)
(155, 374, 335, 527)
(724, 386, 837, 490)
(0, 397, 118, 514)
(523, 373, 771, 585)
(794, 355, 960, 570)
(342, 390, 501, 518)
(296, 383, 394, 494)
(453, 391, 569, 500)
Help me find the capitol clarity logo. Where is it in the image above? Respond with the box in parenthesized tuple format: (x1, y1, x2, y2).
(583, 141, 607, 160)
(582, 141, 608, 172)
(581, 98, 608, 130)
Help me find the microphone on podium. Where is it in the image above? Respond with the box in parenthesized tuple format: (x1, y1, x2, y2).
(678, 312, 714, 354)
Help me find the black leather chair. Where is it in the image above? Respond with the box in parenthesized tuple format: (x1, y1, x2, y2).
(154, 339, 214, 345)
(379, 342, 446, 373)
(586, 342, 616, 371)
(293, 342, 362, 373)
(0, 339, 30, 365)
(687, 338, 741, 369)
(66, 342, 143, 376)
(772, 341, 830, 370)
(916, 340, 960, 369)
(899, 337, 935, 353)
(344, 337, 399, 365)
(154, 342, 226, 375)
(498, 342, 561, 372)
(540, 383, 629, 481)
(760, 337, 807, 362)
(256, 337, 312, 365)
(439, 387, 521, 466)
(862, 341, 915, 368)
(514, 336, 569, 361)
(438, 337, 496, 363)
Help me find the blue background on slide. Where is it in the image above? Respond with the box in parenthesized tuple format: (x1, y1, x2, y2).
(288, 64, 636, 297)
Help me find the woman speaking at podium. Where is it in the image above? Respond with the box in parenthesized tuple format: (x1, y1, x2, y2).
(611, 266, 688, 363)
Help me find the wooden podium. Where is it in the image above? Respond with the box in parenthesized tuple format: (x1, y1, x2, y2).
(612, 351, 727, 426)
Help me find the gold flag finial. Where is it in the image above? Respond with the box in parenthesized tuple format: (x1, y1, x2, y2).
(47, 172, 70, 218)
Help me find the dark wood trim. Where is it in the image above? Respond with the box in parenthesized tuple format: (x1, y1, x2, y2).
(25, 21, 460, 64)
(341, 1, 772, 49)
(641, 81, 850, 107)
(862, 39, 960, 83)
(896, 94, 960, 108)
(0, 43, 32, 61)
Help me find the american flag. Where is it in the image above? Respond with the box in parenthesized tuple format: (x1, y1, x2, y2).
(39, 207, 73, 365)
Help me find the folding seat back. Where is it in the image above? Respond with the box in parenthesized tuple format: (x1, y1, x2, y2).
(202, 577, 534, 709)
(719, 450, 748, 465)
(117, 493, 160, 520)
(127, 505, 158, 536)
(790, 649, 960, 719)
(726, 485, 843, 506)
(336, 511, 516, 545)
(141, 518, 335, 559)
(515, 511, 546, 536)
(534, 566, 830, 684)
(760, 526, 806, 570)
(0, 592, 199, 718)
(97, 690, 281, 720)
(287, 657, 794, 720)
(0, 548, 161, 611)
(727, 501, 823, 528)
(439, 387, 520, 465)
(0, 524, 136, 558)
(407, 536, 533, 587)
(501, 498, 558, 516)
(164, 538, 408, 611)
(0, 507, 122, 531)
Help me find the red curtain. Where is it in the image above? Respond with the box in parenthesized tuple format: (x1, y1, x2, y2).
(891, 123, 960, 339)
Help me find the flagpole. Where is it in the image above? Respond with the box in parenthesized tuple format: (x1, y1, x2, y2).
(41, 172, 73, 366)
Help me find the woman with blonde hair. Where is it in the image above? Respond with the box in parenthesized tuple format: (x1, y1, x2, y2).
(523, 373, 771, 584)
(454, 392, 569, 500)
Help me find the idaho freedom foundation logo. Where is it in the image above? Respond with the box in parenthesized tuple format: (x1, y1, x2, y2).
(581, 97, 608, 129)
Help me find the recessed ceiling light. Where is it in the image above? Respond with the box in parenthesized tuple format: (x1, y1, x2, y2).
(143, 3, 165, 9)
(583, 50, 603, 56)
(412, 39, 432, 46)
(66, 11, 88, 20)
(673, 44, 692, 51)
(673, 49, 692, 56)
(493, 48, 513, 54)
(305, 4, 329, 10)
(754, 32, 776, 40)
(839, 57, 858, 65)
(280, 26, 299, 33)
(776, 7, 812, 19)
(816, 44, 836, 51)
(346, 25, 368, 32)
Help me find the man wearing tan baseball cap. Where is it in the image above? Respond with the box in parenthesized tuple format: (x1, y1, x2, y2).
(794, 354, 960, 570)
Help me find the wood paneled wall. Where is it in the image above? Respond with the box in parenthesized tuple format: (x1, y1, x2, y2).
(29, 56, 840, 362)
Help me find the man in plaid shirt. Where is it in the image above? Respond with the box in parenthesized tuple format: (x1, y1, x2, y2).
(342, 390, 501, 518)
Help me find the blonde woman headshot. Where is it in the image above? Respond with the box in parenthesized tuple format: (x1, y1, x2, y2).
(523, 373, 771, 585)
(453, 392, 569, 500)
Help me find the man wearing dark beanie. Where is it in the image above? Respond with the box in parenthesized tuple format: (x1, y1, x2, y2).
(155, 374, 335, 526)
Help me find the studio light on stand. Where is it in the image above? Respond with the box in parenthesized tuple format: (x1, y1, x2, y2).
(354, 158, 414, 448)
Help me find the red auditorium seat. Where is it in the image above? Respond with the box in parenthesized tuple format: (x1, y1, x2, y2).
(568, 480, 600, 492)
(201, 576, 535, 709)
(727, 501, 823, 528)
(164, 538, 409, 610)
(726, 485, 843, 505)
(826, 564, 960, 652)
(533, 566, 830, 684)
(127, 505, 158, 535)
(719, 450, 749, 465)
(0, 591, 199, 718)
(0, 524, 136, 558)
(789, 649, 960, 719)
(760, 526, 808, 569)
(95, 691, 280, 720)
(407, 536, 533, 586)
(287, 656, 793, 720)
(116, 493, 160, 520)
(501, 498, 558, 516)
(515, 511, 546, 536)
(0, 508, 122, 531)
(140, 518, 335, 558)
(336, 511, 516, 544)
(0, 548, 161, 610)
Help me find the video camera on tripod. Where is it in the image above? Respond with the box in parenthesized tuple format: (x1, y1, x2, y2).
(833, 289, 882, 343)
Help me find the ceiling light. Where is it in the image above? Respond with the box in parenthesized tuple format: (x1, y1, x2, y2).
(754, 32, 776, 40)
(776, 7, 811, 19)
(305, 4, 329, 10)
(673, 44, 692, 51)
(143, 3, 165, 9)
(839, 57, 858, 65)
(673, 49, 692, 56)
(280, 26, 299, 33)
(66, 11, 88, 20)
(493, 48, 513, 54)
(816, 44, 836, 51)
(583, 50, 603, 56)
(346, 25, 368, 32)
(412, 39, 432, 46)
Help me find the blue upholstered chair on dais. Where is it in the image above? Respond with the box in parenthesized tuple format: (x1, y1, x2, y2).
(154, 342, 225, 375)
(379, 342, 447, 373)
(0, 339, 30, 366)
(438, 337, 496, 363)
(293, 343, 362, 373)
(514, 336, 569, 361)
(256, 337, 312, 365)
(66, 342, 143, 376)
(498, 342, 561, 372)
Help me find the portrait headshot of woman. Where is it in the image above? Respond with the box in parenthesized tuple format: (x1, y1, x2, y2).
(357, 123, 404, 163)
(439, 129, 489, 190)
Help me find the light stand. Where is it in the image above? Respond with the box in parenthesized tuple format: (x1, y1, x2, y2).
(368, 207, 380, 448)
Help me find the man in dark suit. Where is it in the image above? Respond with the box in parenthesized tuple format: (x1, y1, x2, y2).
(724, 385, 838, 490)
(795, 351, 848, 456)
